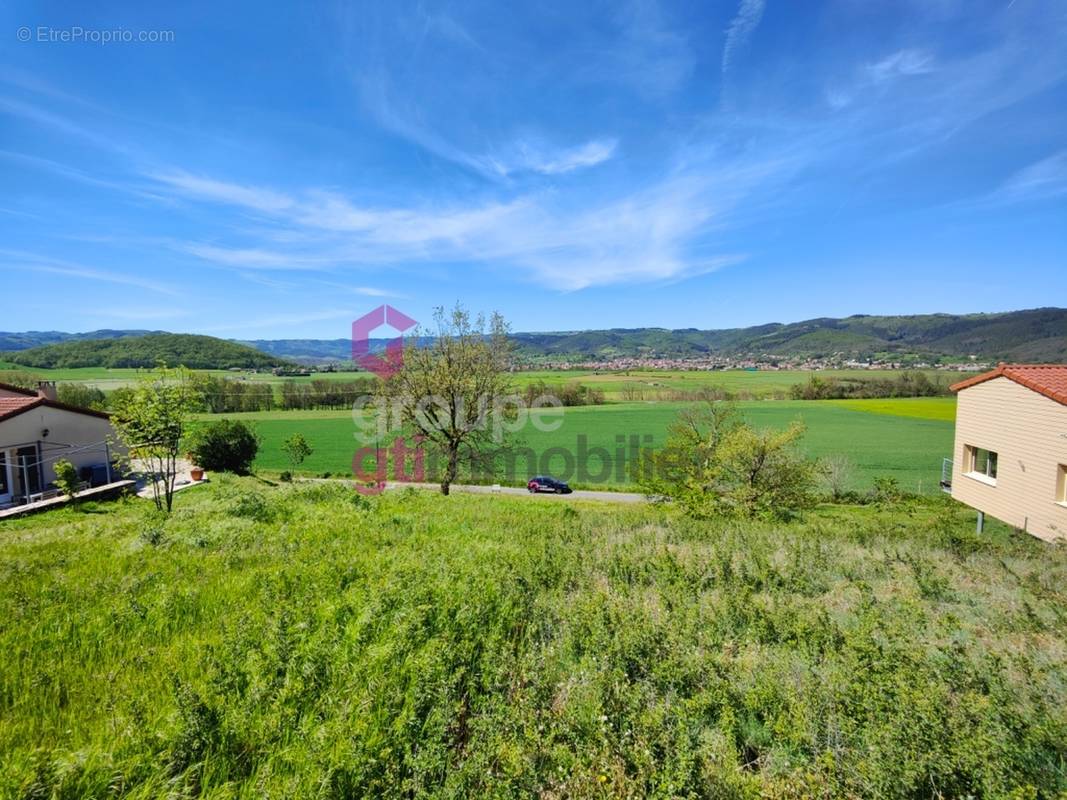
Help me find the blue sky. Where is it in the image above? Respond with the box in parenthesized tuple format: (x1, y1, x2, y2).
(1, 1, 1064, 338)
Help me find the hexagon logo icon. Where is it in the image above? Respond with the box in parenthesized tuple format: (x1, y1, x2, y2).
(351, 305, 417, 379)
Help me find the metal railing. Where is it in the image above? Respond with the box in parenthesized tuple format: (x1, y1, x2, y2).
(4, 439, 117, 505)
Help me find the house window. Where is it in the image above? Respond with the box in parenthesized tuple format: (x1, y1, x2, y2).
(965, 445, 998, 484)
(1057, 465, 1067, 506)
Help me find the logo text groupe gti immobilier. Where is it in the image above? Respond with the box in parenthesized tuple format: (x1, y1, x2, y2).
(351, 305, 417, 379)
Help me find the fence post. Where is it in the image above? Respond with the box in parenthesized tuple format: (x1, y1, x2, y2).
(105, 442, 112, 484)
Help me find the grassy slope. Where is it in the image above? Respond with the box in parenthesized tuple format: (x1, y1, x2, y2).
(208, 400, 956, 492)
(1, 479, 1064, 797)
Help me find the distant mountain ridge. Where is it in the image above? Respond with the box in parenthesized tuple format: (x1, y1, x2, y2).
(0, 329, 156, 351)
(0, 308, 1063, 367)
(243, 308, 1067, 364)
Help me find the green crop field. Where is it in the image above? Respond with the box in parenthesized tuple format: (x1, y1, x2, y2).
(514, 368, 969, 400)
(200, 398, 957, 493)
(2, 479, 1064, 797)
(827, 397, 958, 422)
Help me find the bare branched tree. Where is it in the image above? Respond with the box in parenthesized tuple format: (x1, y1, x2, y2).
(822, 454, 855, 501)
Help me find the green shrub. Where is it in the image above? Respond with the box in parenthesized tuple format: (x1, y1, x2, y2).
(227, 491, 273, 521)
(187, 419, 259, 475)
(52, 459, 81, 499)
(636, 402, 822, 519)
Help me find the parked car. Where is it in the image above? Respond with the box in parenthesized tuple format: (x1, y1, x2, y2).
(527, 475, 572, 494)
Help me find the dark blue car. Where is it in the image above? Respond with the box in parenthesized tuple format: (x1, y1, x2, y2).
(527, 475, 572, 494)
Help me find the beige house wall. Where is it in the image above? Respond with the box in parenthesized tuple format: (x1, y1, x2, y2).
(951, 376, 1067, 541)
(0, 406, 119, 489)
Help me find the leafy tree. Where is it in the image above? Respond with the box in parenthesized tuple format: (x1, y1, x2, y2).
(110, 366, 202, 513)
(382, 304, 514, 495)
(188, 419, 260, 475)
(52, 459, 81, 502)
(106, 386, 135, 411)
(715, 422, 822, 518)
(634, 401, 742, 505)
(636, 401, 822, 519)
(57, 382, 107, 410)
(281, 433, 313, 471)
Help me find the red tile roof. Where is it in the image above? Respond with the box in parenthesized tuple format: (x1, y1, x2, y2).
(0, 395, 44, 422)
(0, 394, 111, 423)
(950, 363, 1067, 406)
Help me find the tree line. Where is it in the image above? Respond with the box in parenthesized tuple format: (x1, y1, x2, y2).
(789, 371, 951, 400)
(11, 373, 608, 414)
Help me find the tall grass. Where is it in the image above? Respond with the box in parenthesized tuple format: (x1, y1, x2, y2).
(1, 479, 1065, 798)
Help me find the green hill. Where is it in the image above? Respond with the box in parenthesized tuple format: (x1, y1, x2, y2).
(1, 333, 290, 370)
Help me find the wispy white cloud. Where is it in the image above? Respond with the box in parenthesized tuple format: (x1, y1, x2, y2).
(179, 243, 327, 270)
(0, 149, 169, 202)
(488, 138, 618, 177)
(313, 279, 405, 299)
(722, 0, 766, 74)
(986, 151, 1067, 205)
(147, 165, 756, 290)
(866, 49, 935, 83)
(0, 250, 181, 296)
(355, 72, 618, 181)
(150, 171, 294, 213)
(825, 49, 936, 110)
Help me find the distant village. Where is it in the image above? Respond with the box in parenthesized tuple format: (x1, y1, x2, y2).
(268, 354, 992, 376)
(520, 354, 992, 372)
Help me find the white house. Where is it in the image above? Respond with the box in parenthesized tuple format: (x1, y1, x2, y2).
(949, 364, 1067, 542)
(0, 382, 121, 507)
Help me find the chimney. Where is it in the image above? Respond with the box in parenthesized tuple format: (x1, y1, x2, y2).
(36, 381, 57, 401)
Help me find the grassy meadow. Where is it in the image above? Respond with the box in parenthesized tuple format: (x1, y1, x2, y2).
(513, 368, 967, 400)
(202, 398, 958, 493)
(1, 478, 1065, 797)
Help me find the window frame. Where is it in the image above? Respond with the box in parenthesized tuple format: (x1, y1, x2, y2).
(964, 444, 999, 486)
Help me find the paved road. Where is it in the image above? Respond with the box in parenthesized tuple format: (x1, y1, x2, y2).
(382, 481, 648, 503)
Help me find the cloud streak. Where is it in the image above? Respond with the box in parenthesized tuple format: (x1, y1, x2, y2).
(866, 49, 935, 83)
(983, 151, 1067, 205)
(146, 166, 755, 290)
(0, 250, 181, 296)
(722, 0, 766, 74)
(488, 138, 618, 177)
